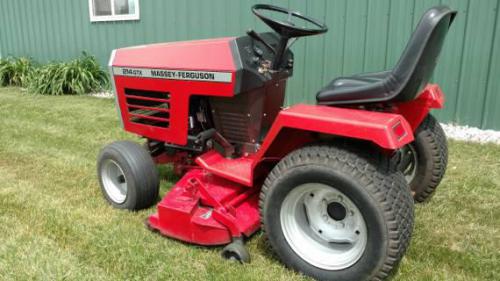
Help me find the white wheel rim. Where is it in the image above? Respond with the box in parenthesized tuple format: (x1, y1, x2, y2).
(101, 159, 128, 204)
(280, 183, 367, 270)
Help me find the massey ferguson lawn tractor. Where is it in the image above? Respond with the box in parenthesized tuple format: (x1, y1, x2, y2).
(98, 5, 455, 281)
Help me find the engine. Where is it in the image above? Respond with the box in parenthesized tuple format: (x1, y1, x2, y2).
(109, 33, 293, 157)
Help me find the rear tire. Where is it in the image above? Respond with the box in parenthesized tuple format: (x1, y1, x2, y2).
(260, 144, 414, 281)
(401, 115, 448, 202)
(97, 141, 159, 210)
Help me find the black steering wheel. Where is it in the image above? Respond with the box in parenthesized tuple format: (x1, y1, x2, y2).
(252, 4, 328, 38)
(251, 4, 327, 70)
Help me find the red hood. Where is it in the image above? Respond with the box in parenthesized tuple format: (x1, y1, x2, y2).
(111, 37, 237, 72)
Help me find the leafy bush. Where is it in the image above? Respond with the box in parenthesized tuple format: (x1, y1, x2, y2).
(0, 57, 36, 88)
(28, 53, 109, 95)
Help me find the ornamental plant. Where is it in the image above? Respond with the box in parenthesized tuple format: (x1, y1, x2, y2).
(28, 52, 109, 95)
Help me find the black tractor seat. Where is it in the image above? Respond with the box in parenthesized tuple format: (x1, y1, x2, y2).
(317, 6, 457, 106)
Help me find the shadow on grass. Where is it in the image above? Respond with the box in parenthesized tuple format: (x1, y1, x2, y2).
(157, 164, 180, 183)
(385, 261, 402, 281)
(156, 164, 180, 203)
(254, 232, 282, 263)
(152, 164, 405, 278)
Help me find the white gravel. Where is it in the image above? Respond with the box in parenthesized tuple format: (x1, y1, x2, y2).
(441, 123, 500, 145)
(88, 91, 499, 145)
(89, 91, 114, 99)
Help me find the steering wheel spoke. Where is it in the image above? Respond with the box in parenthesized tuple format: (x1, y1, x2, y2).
(252, 4, 328, 38)
(286, 11, 295, 26)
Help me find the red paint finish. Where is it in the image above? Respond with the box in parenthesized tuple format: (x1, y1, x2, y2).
(145, 83, 445, 245)
(111, 38, 238, 145)
(257, 103, 415, 156)
(393, 84, 445, 130)
(196, 150, 254, 186)
(168, 103, 416, 190)
(113, 75, 235, 145)
(112, 38, 237, 71)
(147, 169, 260, 246)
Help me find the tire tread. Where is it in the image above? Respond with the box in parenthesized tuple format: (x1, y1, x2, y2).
(259, 143, 414, 281)
(412, 115, 448, 202)
(98, 141, 159, 210)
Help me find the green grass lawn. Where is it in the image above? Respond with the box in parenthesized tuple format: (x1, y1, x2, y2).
(0, 87, 499, 281)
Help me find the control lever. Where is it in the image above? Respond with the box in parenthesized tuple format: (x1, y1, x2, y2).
(246, 29, 276, 54)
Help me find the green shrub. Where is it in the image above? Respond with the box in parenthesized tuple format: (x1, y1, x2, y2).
(0, 57, 36, 87)
(0, 58, 10, 85)
(28, 53, 109, 95)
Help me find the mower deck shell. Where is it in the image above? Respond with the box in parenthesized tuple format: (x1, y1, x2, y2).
(147, 169, 260, 245)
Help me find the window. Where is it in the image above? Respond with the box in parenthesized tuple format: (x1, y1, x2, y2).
(88, 0, 140, 22)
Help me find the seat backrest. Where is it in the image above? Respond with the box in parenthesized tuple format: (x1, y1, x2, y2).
(392, 6, 457, 101)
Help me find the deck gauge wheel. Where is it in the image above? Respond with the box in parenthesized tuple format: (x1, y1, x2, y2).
(221, 238, 251, 264)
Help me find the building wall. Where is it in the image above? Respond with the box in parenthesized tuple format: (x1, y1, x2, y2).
(0, 0, 499, 129)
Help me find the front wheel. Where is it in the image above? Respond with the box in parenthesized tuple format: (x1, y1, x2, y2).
(97, 141, 159, 210)
(260, 144, 414, 281)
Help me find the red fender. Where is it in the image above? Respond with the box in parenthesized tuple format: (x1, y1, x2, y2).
(254, 104, 415, 164)
(196, 104, 415, 187)
(393, 84, 445, 130)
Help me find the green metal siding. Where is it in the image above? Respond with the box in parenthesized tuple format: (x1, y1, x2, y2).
(0, 0, 499, 129)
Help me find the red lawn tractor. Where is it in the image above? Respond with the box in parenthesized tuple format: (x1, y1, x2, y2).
(98, 5, 455, 281)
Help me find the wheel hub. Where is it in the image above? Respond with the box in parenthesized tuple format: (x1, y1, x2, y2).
(327, 202, 347, 221)
(280, 183, 367, 270)
(399, 144, 418, 183)
(101, 159, 128, 204)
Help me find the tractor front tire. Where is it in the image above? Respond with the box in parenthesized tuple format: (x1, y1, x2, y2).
(402, 115, 448, 202)
(260, 144, 414, 281)
(97, 141, 159, 210)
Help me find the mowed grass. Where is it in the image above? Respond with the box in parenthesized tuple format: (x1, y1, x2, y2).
(0, 87, 498, 281)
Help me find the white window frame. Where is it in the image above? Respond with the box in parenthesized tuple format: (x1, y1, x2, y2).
(88, 0, 140, 22)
